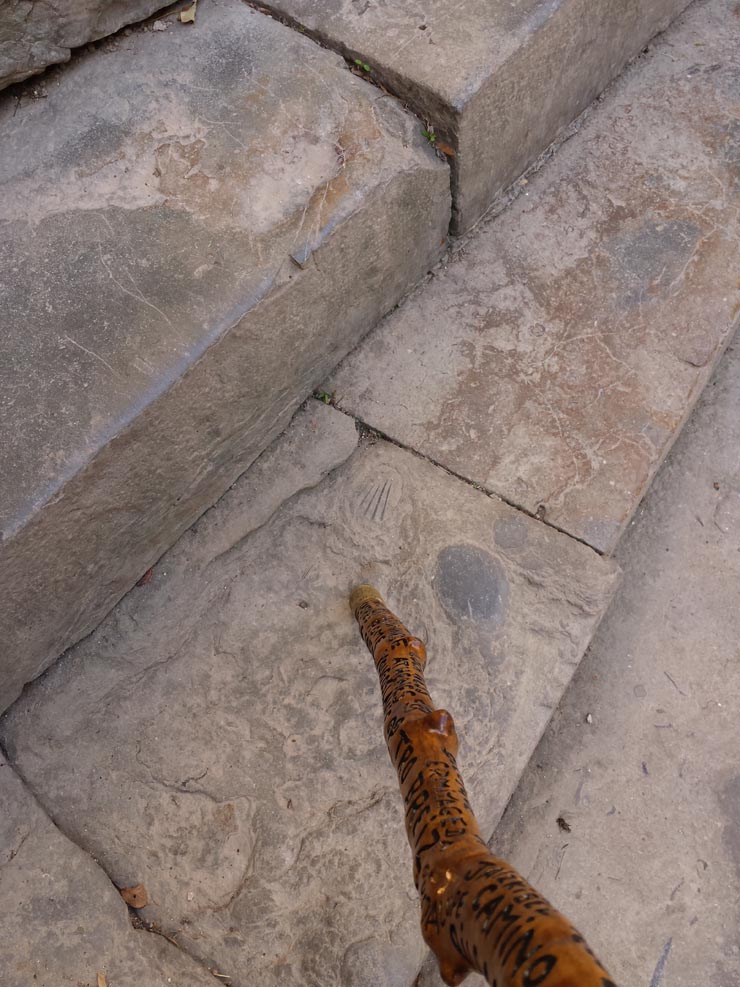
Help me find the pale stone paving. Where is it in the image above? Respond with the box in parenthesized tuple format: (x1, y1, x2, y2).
(418, 340, 740, 986)
(1, 403, 618, 986)
(0, 755, 216, 985)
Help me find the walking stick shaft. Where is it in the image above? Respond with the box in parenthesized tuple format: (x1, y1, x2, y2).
(351, 585, 616, 987)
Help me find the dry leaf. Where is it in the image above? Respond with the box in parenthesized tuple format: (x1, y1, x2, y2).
(97, 974, 107, 987)
(435, 141, 457, 158)
(120, 883, 149, 908)
(180, 1, 197, 23)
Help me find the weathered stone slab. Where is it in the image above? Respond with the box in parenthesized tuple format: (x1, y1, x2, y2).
(0, 0, 172, 91)
(260, 0, 692, 230)
(1, 401, 619, 987)
(420, 339, 740, 986)
(328, 0, 740, 553)
(0, 754, 216, 986)
(0, 0, 449, 712)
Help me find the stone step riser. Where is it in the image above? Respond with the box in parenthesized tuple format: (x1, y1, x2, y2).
(328, 0, 739, 555)
(255, 0, 694, 231)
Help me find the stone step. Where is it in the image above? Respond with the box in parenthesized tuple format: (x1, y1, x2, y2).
(327, 0, 739, 555)
(0, 0, 449, 712)
(0, 400, 620, 987)
(257, 0, 694, 231)
(418, 305, 740, 987)
(0, 754, 217, 986)
(1, 0, 172, 90)
(1, 4, 735, 985)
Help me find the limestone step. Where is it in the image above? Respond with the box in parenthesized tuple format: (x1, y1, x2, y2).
(418, 309, 740, 987)
(0, 0, 172, 90)
(1, 3, 736, 984)
(0, 754, 217, 985)
(0, 400, 620, 987)
(257, 0, 694, 231)
(327, 0, 739, 555)
(0, 0, 449, 712)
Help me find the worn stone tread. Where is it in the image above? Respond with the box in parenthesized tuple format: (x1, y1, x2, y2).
(0, 755, 216, 987)
(0, 0, 172, 91)
(1, 401, 619, 987)
(327, 0, 740, 553)
(418, 341, 740, 986)
(0, 0, 449, 711)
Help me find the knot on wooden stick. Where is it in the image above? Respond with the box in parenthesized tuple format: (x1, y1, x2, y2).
(420, 708, 454, 738)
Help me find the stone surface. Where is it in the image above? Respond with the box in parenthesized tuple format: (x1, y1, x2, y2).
(0, 0, 172, 91)
(419, 338, 740, 986)
(261, 0, 692, 230)
(0, 0, 449, 712)
(0, 754, 216, 986)
(328, 0, 740, 553)
(1, 401, 619, 987)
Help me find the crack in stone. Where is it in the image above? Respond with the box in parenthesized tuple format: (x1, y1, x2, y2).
(349, 415, 607, 555)
(200, 847, 257, 916)
(133, 742, 252, 805)
(2, 826, 31, 866)
(1, 741, 225, 981)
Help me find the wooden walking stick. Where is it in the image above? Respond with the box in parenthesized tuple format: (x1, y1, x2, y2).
(350, 585, 617, 987)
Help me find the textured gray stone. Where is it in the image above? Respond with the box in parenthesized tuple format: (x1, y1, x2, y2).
(418, 335, 740, 985)
(0, 0, 449, 712)
(0, 754, 216, 986)
(327, 0, 740, 553)
(260, 0, 693, 230)
(0, 0, 172, 90)
(1, 401, 619, 987)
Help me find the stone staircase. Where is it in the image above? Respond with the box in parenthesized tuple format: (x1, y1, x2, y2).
(0, 0, 738, 985)
(325, 0, 738, 554)
(0, 0, 449, 710)
(0, 0, 701, 712)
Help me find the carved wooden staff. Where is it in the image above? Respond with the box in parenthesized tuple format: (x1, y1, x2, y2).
(351, 584, 617, 987)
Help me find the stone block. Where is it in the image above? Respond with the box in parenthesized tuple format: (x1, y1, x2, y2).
(327, 0, 739, 551)
(1, 401, 619, 987)
(261, 0, 694, 230)
(0, 0, 172, 90)
(0, 0, 449, 711)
